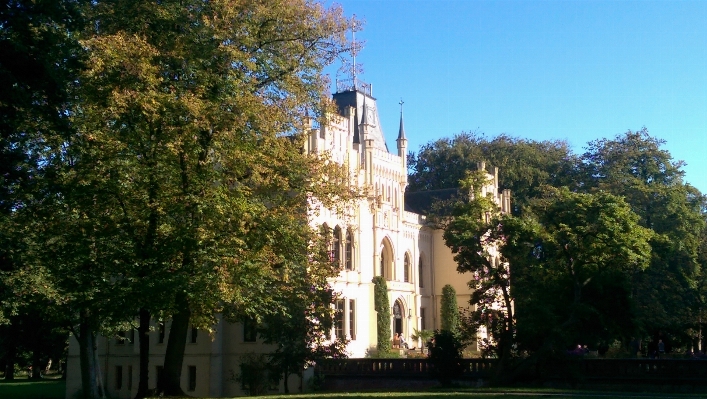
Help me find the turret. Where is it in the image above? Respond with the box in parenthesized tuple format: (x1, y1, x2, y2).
(396, 100, 408, 169)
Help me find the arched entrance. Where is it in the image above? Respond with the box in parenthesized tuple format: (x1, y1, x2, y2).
(393, 300, 404, 336)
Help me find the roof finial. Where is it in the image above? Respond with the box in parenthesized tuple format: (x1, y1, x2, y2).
(352, 17, 357, 89)
(397, 98, 407, 141)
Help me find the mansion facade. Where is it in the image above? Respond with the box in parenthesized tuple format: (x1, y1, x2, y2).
(66, 79, 511, 398)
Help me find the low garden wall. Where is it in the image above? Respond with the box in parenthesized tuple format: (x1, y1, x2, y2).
(316, 358, 707, 392)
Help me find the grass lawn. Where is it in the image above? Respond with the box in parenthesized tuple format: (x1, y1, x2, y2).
(0, 378, 65, 399)
(4, 381, 707, 399)
(147, 388, 707, 399)
(189, 388, 707, 399)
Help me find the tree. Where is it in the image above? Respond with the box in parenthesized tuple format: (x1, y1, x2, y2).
(408, 132, 576, 215)
(578, 128, 706, 346)
(443, 171, 513, 361)
(373, 276, 391, 353)
(4, 1, 357, 398)
(440, 285, 460, 335)
(508, 188, 653, 351)
(255, 233, 349, 393)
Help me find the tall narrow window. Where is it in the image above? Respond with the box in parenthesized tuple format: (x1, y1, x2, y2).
(418, 256, 424, 288)
(349, 299, 356, 340)
(404, 253, 410, 283)
(116, 331, 126, 345)
(127, 366, 133, 390)
(158, 322, 165, 344)
(243, 318, 257, 342)
(345, 230, 353, 270)
(115, 366, 123, 390)
(188, 366, 197, 391)
(129, 329, 135, 344)
(156, 366, 164, 391)
(420, 308, 426, 330)
(380, 251, 385, 277)
(333, 226, 342, 264)
(334, 299, 345, 339)
(190, 326, 198, 343)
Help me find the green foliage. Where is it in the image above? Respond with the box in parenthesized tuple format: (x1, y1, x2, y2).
(508, 188, 652, 351)
(411, 328, 435, 345)
(2, 0, 358, 397)
(427, 330, 465, 386)
(372, 276, 391, 352)
(578, 128, 707, 344)
(233, 353, 279, 396)
(408, 132, 576, 215)
(440, 285, 460, 335)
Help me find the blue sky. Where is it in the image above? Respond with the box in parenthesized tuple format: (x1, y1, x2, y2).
(324, 0, 707, 194)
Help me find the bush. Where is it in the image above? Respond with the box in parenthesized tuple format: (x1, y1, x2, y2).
(232, 353, 279, 396)
(372, 276, 391, 352)
(428, 330, 465, 386)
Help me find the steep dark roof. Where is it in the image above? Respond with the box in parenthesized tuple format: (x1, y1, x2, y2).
(404, 188, 459, 214)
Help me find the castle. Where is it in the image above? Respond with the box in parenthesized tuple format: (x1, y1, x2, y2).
(65, 78, 511, 398)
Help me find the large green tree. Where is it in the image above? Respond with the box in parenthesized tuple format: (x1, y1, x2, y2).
(408, 132, 576, 215)
(578, 128, 706, 346)
(5, 1, 357, 398)
(443, 171, 513, 360)
(507, 188, 653, 351)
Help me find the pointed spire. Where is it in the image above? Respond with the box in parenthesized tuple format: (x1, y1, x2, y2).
(360, 95, 369, 126)
(397, 99, 407, 141)
(352, 107, 360, 144)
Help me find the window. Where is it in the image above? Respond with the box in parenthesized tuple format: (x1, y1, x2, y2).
(243, 318, 257, 342)
(129, 329, 135, 344)
(155, 366, 164, 391)
(420, 307, 426, 330)
(404, 253, 410, 283)
(190, 326, 198, 343)
(418, 256, 424, 288)
(127, 366, 133, 390)
(116, 331, 126, 345)
(380, 251, 385, 277)
(345, 230, 353, 270)
(333, 226, 342, 264)
(349, 299, 356, 340)
(115, 366, 123, 390)
(188, 366, 197, 392)
(334, 299, 345, 339)
(158, 322, 165, 344)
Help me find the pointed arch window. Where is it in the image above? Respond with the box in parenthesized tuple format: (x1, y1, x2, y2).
(380, 250, 385, 277)
(332, 226, 342, 264)
(418, 255, 424, 288)
(404, 253, 410, 283)
(345, 230, 353, 270)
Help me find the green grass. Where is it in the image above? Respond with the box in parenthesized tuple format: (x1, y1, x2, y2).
(217, 391, 707, 399)
(0, 379, 65, 399)
(4, 381, 706, 399)
(143, 388, 707, 399)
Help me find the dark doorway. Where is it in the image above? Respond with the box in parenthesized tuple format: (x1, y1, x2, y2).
(393, 301, 403, 335)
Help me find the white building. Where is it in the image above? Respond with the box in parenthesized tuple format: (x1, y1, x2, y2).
(66, 78, 511, 398)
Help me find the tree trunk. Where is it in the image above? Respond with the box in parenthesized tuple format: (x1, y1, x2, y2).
(134, 308, 151, 399)
(31, 349, 42, 379)
(4, 343, 15, 380)
(283, 365, 289, 394)
(162, 292, 190, 396)
(78, 319, 105, 399)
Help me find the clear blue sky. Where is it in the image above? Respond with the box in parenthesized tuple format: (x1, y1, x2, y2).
(325, 0, 707, 194)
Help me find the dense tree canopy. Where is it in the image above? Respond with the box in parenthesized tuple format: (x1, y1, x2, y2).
(2, 1, 357, 398)
(408, 132, 576, 215)
(417, 127, 707, 361)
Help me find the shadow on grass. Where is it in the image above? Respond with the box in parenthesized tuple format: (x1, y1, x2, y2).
(0, 379, 66, 399)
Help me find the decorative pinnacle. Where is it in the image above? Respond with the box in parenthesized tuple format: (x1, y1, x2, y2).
(397, 98, 407, 142)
